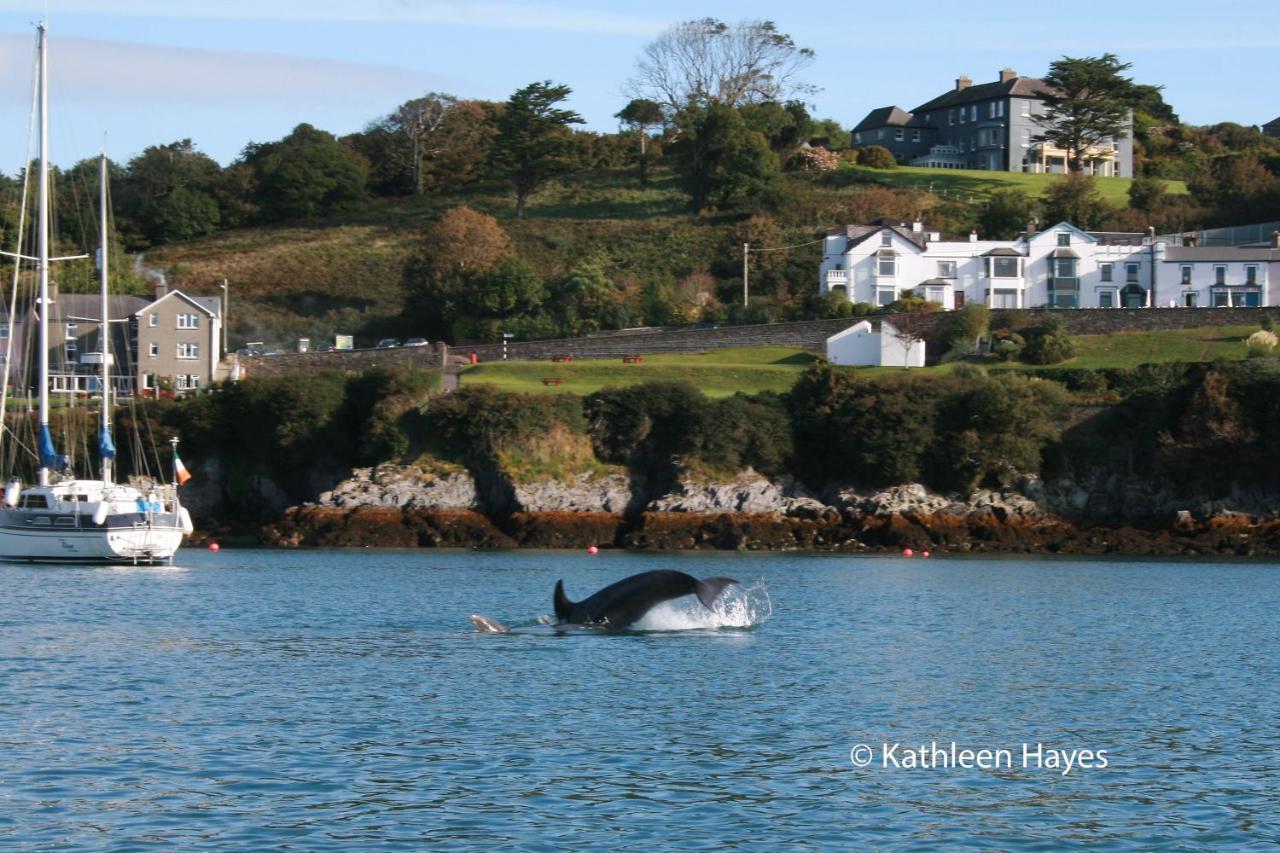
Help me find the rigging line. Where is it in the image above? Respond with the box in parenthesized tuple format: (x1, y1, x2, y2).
(0, 32, 41, 472)
(747, 238, 825, 253)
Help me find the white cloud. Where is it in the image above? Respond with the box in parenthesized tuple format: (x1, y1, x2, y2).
(0, 0, 663, 36)
(0, 32, 444, 108)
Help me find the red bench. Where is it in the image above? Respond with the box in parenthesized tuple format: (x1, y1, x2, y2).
(541, 377, 564, 386)
(550, 354, 574, 362)
(621, 354, 644, 364)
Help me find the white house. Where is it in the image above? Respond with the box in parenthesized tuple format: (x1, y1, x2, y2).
(826, 320, 926, 368)
(819, 220, 1280, 310)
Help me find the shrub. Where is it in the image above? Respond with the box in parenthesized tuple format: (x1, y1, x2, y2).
(851, 302, 875, 316)
(793, 146, 840, 171)
(1020, 319, 1076, 365)
(1261, 313, 1275, 332)
(991, 332, 1025, 361)
(857, 146, 897, 169)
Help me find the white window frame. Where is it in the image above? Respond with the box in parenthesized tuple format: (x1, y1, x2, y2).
(894, 128, 904, 141)
(148, 313, 158, 327)
(936, 260, 957, 279)
(1181, 265, 1193, 284)
(177, 342, 199, 360)
(1126, 263, 1140, 282)
(149, 342, 159, 358)
(877, 257, 897, 277)
(177, 313, 200, 330)
(65, 321, 76, 340)
(1246, 265, 1258, 285)
(1100, 263, 1113, 282)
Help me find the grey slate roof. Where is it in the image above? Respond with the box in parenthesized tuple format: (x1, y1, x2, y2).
(913, 77, 1053, 113)
(982, 247, 1023, 257)
(51, 293, 150, 322)
(1163, 247, 1280, 262)
(852, 106, 915, 132)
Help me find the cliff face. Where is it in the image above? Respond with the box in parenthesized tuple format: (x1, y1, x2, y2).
(254, 464, 1280, 556)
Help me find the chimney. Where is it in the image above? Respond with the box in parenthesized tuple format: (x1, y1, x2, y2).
(154, 280, 167, 300)
(1186, 234, 1198, 247)
(1026, 218, 1038, 239)
(912, 220, 923, 233)
(999, 68, 1017, 83)
(969, 230, 978, 242)
(955, 75, 972, 92)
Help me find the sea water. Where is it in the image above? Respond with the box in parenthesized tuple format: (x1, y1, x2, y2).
(1, 550, 1277, 847)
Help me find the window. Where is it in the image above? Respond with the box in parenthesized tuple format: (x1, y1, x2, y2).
(65, 322, 76, 340)
(1181, 266, 1192, 285)
(0, 323, 8, 340)
(142, 372, 155, 390)
(1098, 291, 1114, 308)
(1214, 266, 1226, 285)
(991, 257, 1019, 278)
(65, 341, 77, 358)
(149, 342, 159, 358)
(911, 129, 920, 142)
(1054, 258, 1077, 278)
(877, 257, 896, 277)
(989, 102, 997, 119)
(881, 231, 893, 246)
(1126, 263, 1140, 282)
(148, 313, 157, 327)
(948, 110, 955, 126)
(1246, 265, 1258, 285)
(176, 374, 188, 390)
(1184, 292, 1197, 307)
(894, 128, 903, 141)
(177, 313, 200, 329)
(959, 109, 966, 124)
(1213, 290, 1229, 307)
(877, 129, 884, 140)
(876, 290, 896, 306)
(853, 132, 861, 145)
(936, 261, 957, 279)
(1057, 233, 1071, 247)
(1100, 263, 1113, 282)
(177, 342, 199, 360)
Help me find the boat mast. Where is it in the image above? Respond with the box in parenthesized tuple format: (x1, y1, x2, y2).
(36, 23, 50, 487)
(99, 151, 111, 485)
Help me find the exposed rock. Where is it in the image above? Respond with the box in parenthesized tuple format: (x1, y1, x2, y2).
(513, 472, 631, 513)
(648, 470, 813, 514)
(314, 464, 478, 510)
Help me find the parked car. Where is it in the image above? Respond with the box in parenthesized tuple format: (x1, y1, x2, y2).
(403, 337, 429, 347)
(375, 338, 401, 349)
(315, 343, 336, 352)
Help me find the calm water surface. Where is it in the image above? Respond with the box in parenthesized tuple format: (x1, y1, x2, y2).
(1, 549, 1278, 848)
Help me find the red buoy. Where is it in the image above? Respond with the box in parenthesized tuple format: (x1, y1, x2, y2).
(922, 550, 931, 558)
(209, 543, 220, 553)
(902, 548, 913, 557)
(587, 545, 599, 555)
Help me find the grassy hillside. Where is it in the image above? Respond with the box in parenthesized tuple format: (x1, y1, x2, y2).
(842, 164, 1188, 205)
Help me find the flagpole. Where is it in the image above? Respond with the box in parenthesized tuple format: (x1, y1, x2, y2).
(170, 436, 178, 490)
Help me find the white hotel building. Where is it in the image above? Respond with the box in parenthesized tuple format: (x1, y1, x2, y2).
(819, 220, 1280, 310)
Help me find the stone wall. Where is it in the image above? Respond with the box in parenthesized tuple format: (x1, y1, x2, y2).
(237, 308, 1275, 376)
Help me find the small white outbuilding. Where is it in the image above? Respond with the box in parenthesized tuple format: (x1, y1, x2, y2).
(825, 320, 926, 368)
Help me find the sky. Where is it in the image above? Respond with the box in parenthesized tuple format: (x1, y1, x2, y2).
(1, 0, 1278, 170)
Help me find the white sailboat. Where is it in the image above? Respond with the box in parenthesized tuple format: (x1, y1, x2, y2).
(0, 24, 191, 563)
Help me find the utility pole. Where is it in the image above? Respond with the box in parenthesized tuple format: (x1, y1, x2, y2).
(742, 243, 749, 307)
(220, 279, 229, 356)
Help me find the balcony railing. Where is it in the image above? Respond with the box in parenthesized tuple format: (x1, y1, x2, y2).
(826, 269, 849, 286)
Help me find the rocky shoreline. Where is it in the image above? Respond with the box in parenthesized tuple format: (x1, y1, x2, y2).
(254, 465, 1280, 556)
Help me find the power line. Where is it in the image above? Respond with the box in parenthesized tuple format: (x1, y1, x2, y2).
(747, 237, 825, 253)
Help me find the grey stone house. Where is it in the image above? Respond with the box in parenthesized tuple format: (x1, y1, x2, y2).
(4, 283, 224, 398)
(852, 68, 1133, 177)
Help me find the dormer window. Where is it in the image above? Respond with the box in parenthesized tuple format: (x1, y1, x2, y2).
(881, 231, 893, 247)
(1057, 233, 1070, 247)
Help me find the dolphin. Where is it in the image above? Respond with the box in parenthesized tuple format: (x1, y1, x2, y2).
(553, 570, 738, 628)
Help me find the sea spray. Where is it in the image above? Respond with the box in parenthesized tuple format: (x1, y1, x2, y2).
(633, 581, 771, 631)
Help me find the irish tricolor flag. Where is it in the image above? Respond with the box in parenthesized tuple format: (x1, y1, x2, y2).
(174, 452, 193, 485)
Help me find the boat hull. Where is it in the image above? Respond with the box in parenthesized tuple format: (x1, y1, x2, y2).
(0, 512, 185, 563)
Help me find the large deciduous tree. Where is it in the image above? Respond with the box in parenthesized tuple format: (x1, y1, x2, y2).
(242, 124, 368, 221)
(1033, 54, 1136, 173)
(401, 206, 513, 339)
(629, 18, 815, 111)
(1041, 173, 1112, 230)
(669, 103, 779, 211)
(493, 81, 583, 218)
(118, 139, 223, 246)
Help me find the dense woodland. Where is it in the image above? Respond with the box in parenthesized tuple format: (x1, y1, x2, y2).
(2, 21, 1279, 348)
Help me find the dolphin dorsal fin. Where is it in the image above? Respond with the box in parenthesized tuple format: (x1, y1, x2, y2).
(695, 577, 738, 610)
(553, 580, 574, 622)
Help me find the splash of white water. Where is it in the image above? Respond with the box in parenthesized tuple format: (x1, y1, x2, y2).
(632, 581, 771, 631)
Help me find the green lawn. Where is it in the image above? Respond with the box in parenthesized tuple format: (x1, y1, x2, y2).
(842, 164, 1187, 206)
(461, 330, 1263, 397)
(461, 347, 818, 397)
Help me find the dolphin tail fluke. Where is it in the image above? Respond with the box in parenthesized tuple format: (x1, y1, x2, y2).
(553, 580, 574, 622)
(695, 577, 739, 610)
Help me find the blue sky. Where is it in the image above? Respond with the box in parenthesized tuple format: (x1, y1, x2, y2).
(1, 0, 1278, 170)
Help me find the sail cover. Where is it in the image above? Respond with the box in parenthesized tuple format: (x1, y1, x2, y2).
(38, 425, 68, 471)
(98, 426, 116, 460)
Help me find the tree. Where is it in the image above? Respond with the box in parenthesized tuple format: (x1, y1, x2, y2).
(242, 124, 368, 221)
(615, 98, 664, 185)
(494, 81, 584, 218)
(1033, 54, 1136, 172)
(668, 103, 779, 211)
(401, 206, 513, 338)
(980, 189, 1038, 239)
(857, 145, 897, 169)
(1128, 174, 1168, 214)
(118, 139, 223, 246)
(629, 18, 816, 111)
(1041, 173, 1112, 229)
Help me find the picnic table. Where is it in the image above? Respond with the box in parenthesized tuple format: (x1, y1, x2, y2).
(621, 354, 644, 364)
(550, 354, 574, 362)
(541, 377, 564, 386)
